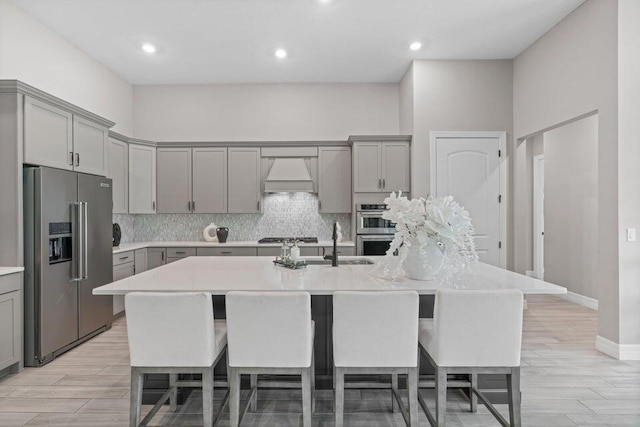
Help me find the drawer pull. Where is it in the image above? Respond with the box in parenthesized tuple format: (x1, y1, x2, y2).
(221, 251, 232, 255)
(175, 251, 186, 255)
(119, 256, 129, 260)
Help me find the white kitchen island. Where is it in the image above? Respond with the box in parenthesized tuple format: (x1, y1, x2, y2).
(93, 256, 565, 397)
(94, 256, 566, 296)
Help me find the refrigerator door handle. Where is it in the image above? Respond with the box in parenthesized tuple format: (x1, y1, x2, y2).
(82, 201, 89, 280)
(72, 202, 84, 281)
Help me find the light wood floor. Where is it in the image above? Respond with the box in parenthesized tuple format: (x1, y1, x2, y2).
(1, 295, 639, 426)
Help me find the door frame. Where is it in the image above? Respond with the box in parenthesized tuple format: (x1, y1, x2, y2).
(533, 154, 545, 279)
(429, 131, 508, 269)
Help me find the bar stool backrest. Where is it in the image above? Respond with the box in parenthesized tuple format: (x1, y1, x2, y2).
(432, 289, 524, 367)
(125, 292, 217, 367)
(226, 291, 313, 368)
(333, 291, 419, 368)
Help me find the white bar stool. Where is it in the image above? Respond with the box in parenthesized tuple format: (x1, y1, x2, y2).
(125, 292, 228, 427)
(418, 289, 524, 427)
(333, 291, 420, 427)
(225, 291, 315, 427)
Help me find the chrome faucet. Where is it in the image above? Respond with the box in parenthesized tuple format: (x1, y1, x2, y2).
(323, 221, 339, 267)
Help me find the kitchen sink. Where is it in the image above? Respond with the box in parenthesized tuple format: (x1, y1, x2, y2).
(303, 258, 375, 265)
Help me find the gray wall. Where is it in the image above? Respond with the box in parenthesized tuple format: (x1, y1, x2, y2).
(543, 114, 598, 300)
(512, 0, 620, 343)
(133, 83, 399, 141)
(0, 0, 133, 135)
(399, 63, 414, 135)
(408, 60, 514, 267)
(115, 192, 350, 243)
(617, 0, 640, 346)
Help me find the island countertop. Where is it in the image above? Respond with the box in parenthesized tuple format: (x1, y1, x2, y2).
(94, 256, 566, 296)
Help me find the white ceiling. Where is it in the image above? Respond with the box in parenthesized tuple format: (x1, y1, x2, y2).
(11, 0, 585, 84)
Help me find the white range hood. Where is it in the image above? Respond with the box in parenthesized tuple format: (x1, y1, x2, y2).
(264, 158, 314, 193)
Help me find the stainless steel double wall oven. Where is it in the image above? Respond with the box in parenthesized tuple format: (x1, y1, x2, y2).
(355, 204, 396, 256)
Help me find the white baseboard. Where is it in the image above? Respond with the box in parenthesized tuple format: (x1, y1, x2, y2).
(560, 291, 598, 310)
(596, 335, 640, 360)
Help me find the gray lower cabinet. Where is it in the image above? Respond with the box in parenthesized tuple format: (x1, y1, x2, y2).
(134, 249, 147, 274)
(113, 251, 135, 316)
(228, 147, 261, 213)
(147, 248, 167, 269)
(157, 148, 192, 214)
(197, 247, 257, 256)
(321, 246, 356, 257)
(0, 273, 22, 372)
(318, 147, 351, 213)
(166, 247, 196, 264)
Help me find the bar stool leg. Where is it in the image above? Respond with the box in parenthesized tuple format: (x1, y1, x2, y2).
(129, 368, 143, 427)
(169, 373, 178, 412)
(407, 367, 419, 427)
(507, 368, 522, 427)
(435, 367, 447, 427)
(249, 374, 258, 412)
(391, 374, 399, 413)
(229, 368, 241, 427)
(470, 373, 478, 413)
(202, 367, 214, 427)
(335, 367, 345, 427)
(301, 367, 312, 427)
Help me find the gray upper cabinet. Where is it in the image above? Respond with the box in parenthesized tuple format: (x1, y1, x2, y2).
(193, 147, 227, 213)
(353, 140, 410, 193)
(129, 144, 156, 214)
(73, 116, 108, 176)
(353, 142, 381, 192)
(23, 96, 109, 176)
(381, 142, 410, 192)
(228, 147, 261, 213)
(24, 97, 73, 171)
(318, 147, 351, 213)
(108, 139, 128, 214)
(157, 148, 192, 214)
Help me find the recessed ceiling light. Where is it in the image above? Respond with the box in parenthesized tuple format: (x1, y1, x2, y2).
(409, 41, 422, 51)
(142, 43, 156, 54)
(274, 49, 287, 59)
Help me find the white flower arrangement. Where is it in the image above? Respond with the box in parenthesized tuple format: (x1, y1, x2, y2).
(382, 192, 478, 274)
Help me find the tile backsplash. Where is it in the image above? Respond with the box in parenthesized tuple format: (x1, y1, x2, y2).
(114, 193, 351, 243)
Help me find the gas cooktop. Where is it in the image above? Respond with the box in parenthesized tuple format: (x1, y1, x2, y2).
(258, 237, 319, 244)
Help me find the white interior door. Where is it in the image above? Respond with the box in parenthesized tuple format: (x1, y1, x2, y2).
(533, 155, 545, 279)
(434, 136, 503, 266)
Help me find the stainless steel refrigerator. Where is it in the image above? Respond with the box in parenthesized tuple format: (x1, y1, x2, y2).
(23, 166, 113, 366)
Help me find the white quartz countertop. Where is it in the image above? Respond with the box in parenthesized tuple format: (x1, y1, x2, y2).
(0, 267, 24, 277)
(113, 241, 355, 254)
(94, 256, 566, 296)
